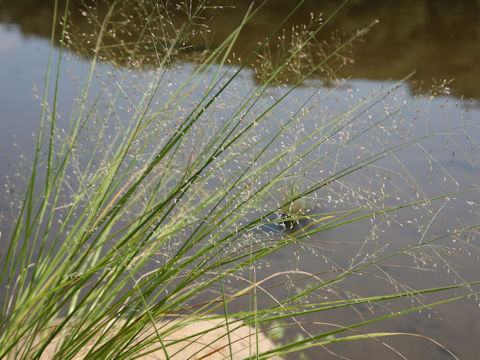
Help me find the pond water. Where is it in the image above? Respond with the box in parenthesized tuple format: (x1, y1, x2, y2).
(0, 1, 479, 359)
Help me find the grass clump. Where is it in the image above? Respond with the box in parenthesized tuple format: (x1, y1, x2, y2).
(1, 0, 479, 359)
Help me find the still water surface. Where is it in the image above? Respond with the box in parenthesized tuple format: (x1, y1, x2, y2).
(0, 1, 479, 359)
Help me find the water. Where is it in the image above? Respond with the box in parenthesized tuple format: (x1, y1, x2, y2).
(1, 1, 479, 359)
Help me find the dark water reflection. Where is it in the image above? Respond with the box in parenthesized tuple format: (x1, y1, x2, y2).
(1, 0, 479, 99)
